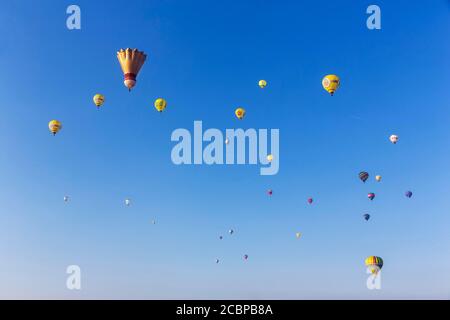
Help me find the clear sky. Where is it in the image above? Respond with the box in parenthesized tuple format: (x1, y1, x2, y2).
(0, 0, 449, 299)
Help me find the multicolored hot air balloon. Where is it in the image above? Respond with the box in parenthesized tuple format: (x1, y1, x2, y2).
(359, 171, 369, 183)
(363, 214, 370, 221)
(307, 197, 313, 204)
(375, 175, 382, 182)
(93, 94, 105, 108)
(117, 48, 147, 91)
(267, 189, 273, 196)
(258, 80, 267, 88)
(154, 98, 167, 112)
(368, 193, 375, 200)
(389, 134, 399, 144)
(243, 254, 249, 260)
(365, 256, 383, 274)
(322, 74, 340, 96)
(405, 191, 413, 198)
(235, 107, 245, 120)
(48, 120, 62, 135)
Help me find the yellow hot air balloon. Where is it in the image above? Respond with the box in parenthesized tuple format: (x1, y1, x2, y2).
(267, 154, 273, 162)
(93, 94, 105, 108)
(48, 120, 62, 135)
(235, 107, 245, 120)
(258, 80, 267, 88)
(154, 98, 167, 112)
(375, 175, 382, 182)
(117, 48, 147, 91)
(322, 74, 340, 96)
(365, 256, 383, 274)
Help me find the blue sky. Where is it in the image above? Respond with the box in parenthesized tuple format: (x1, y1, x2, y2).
(0, 0, 449, 299)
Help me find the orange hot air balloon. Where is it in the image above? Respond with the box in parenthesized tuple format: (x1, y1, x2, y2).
(117, 48, 147, 91)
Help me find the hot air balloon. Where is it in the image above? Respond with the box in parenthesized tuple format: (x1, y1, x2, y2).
(267, 189, 273, 196)
(93, 94, 105, 108)
(365, 256, 383, 274)
(229, 229, 234, 235)
(359, 171, 369, 183)
(267, 154, 273, 162)
(405, 191, 413, 198)
(151, 220, 156, 225)
(219, 236, 223, 240)
(235, 107, 245, 120)
(363, 214, 370, 221)
(389, 134, 399, 144)
(295, 232, 301, 239)
(48, 120, 62, 135)
(258, 80, 267, 88)
(117, 48, 147, 91)
(154, 98, 167, 112)
(225, 138, 230, 145)
(215, 258, 220, 264)
(243, 254, 249, 260)
(125, 198, 131, 206)
(375, 175, 382, 182)
(322, 74, 340, 96)
(307, 197, 313, 204)
(368, 193, 375, 201)
(64, 195, 69, 203)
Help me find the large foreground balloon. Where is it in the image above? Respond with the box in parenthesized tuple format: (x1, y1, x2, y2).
(154, 98, 167, 112)
(93, 94, 105, 108)
(368, 193, 375, 200)
(117, 48, 147, 91)
(359, 171, 369, 183)
(48, 120, 62, 135)
(322, 74, 340, 96)
(365, 256, 383, 274)
(405, 191, 413, 198)
(258, 80, 267, 88)
(389, 134, 399, 144)
(363, 214, 370, 221)
(235, 107, 245, 120)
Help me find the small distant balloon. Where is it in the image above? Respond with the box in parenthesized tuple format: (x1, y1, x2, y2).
(229, 229, 234, 235)
(48, 120, 62, 135)
(365, 256, 383, 275)
(389, 134, 399, 144)
(405, 191, 413, 198)
(125, 198, 131, 206)
(235, 107, 245, 120)
(322, 74, 340, 96)
(295, 232, 301, 239)
(368, 193, 375, 201)
(154, 98, 167, 112)
(93, 94, 105, 108)
(225, 138, 229, 145)
(267, 189, 273, 196)
(243, 254, 248, 260)
(307, 198, 313, 204)
(359, 171, 369, 183)
(215, 259, 220, 264)
(267, 154, 273, 162)
(363, 214, 370, 221)
(258, 80, 267, 88)
(64, 196, 69, 202)
(219, 236, 223, 240)
(375, 175, 382, 182)
(151, 220, 156, 225)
